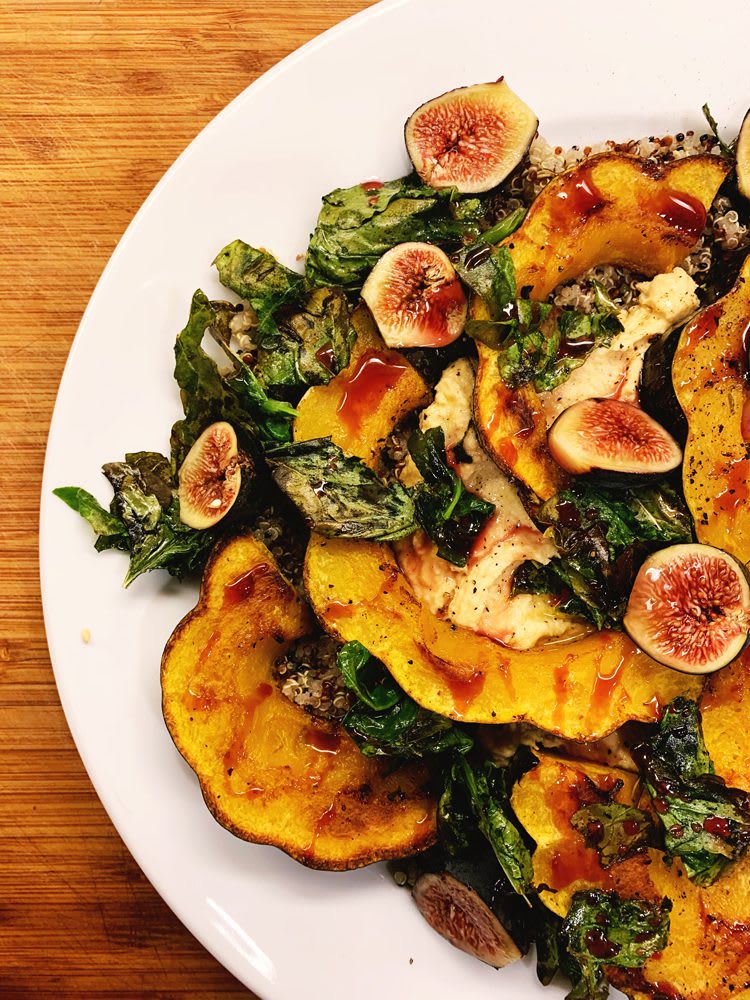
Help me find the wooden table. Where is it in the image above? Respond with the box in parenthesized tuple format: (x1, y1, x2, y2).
(1, 2, 371, 995)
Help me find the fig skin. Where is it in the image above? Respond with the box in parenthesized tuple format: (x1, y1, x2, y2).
(361, 242, 467, 349)
(623, 543, 750, 675)
(178, 421, 242, 530)
(405, 79, 538, 194)
(736, 108, 750, 200)
(638, 327, 689, 446)
(547, 397, 682, 486)
(413, 870, 523, 968)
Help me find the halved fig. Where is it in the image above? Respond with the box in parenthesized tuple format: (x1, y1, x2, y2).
(361, 242, 467, 349)
(547, 398, 682, 484)
(736, 108, 750, 200)
(178, 421, 242, 529)
(405, 80, 538, 194)
(413, 871, 522, 968)
(623, 543, 750, 674)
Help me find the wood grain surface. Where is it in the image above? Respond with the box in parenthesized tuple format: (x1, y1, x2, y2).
(0, 2, 371, 996)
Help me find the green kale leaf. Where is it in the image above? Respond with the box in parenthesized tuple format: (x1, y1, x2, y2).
(340, 643, 473, 758)
(408, 427, 495, 567)
(561, 889, 671, 1000)
(53, 487, 129, 552)
(170, 290, 296, 465)
(513, 482, 693, 629)
(254, 286, 355, 393)
(632, 697, 750, 886)
(267, 437, 417, 541)
(213, 239, 305, 339)
(55, 451, 218, 586)
(439, 752, 536, 897)
(456, 246, 621, 391)
(305, 175, 487, 292)
(571, 803, 656, 868)
(337, 640, 400, 711)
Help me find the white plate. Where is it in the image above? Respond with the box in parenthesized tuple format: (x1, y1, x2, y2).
(40, 0, 749, 996)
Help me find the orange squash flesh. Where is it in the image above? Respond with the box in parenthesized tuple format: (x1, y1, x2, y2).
(161, 534, 437, 870)
(297, 333, 700, 738)
(512, 753, 750, 1000)
(701, 646, 750, 792)
(474, 152, 731, 498)
(673, 255, 750, 563)
(294, 304, 430, 467)
(304, 536, 699, 738)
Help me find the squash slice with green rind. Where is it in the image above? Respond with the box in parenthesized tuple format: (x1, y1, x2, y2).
(162, 533, 437, 870)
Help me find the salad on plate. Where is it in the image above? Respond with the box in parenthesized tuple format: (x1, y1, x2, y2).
(55, 78, 750, 999)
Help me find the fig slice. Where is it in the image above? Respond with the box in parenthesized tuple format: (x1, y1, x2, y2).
(361, 242, 467, 349)
(547, 398, 682, 485)
(736, 108, 750, 200)
(405, 79, 538, 194)
(178, 421, 242, 529)
(413, 871, 522, 968)
(623, 543, 750, 675)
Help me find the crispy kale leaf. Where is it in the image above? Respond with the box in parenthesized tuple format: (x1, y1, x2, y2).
(170, 290, 297, 464)
(632, 697, 750, 886)
(340, 643, 472, 758)
(513, 483, 693, 629)
(337, 640, 400, 711)
(213, 242, 355, 393)
(561, 890, 671, 1000)
(439, 752, 537, 897)
(52, 487, 129, 552)
(408, 427, 495, 567)
(305, 175, 487, 292)
(213, 239, 305, 339)
(257, 286, 354, 392)
(571, 803, 656, 868)
(55, 451, 218, 586)
(267, 437, 417, 541)
(456, 246, 621, 390)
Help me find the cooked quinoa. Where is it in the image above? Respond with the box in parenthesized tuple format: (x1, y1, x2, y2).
(274, 634, 351, 721)
(487, 130, 750, 314)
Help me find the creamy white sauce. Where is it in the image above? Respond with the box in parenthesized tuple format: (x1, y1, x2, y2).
(539, 267, 699, 425)
(395, 361, 574, 650)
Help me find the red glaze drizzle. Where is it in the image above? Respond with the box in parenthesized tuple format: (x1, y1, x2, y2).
(223, 682, 273, 775)
(713, 456, 750, 516)
(315, 343, 336, 371)
(549, 165, 606, 231)
(304, 727, 341, 755)
(336, 350, 408, 434)
(446, 670, 485, 717)
(652, 187, 707, 240)
(223, 564, 272, 608)
(681, 301, 723, 352)
(591, 654, 625, 718)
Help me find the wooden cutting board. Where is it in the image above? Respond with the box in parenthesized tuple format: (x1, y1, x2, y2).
(0, 2, 371, 995)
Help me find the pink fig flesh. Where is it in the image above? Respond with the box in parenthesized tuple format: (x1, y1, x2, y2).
(178, 421, 242, 530)
(548, 398, 682, 479)
(405, 80, 538, 194)
(413, 871, 521, 968)
(623, 543, 750, 674)
(361, 242, 467, 349)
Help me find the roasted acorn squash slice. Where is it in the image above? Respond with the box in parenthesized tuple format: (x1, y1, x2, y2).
(701, 647, 750, 792)
(294, 304, 430, 466)
(305, 537, 699, 738)
(511, 753, 750, 1000)
(297, 336, 700, 739)
(474, 152, 731, 499)
(161, 533, 437, 870)
(673, 255, 750, 563)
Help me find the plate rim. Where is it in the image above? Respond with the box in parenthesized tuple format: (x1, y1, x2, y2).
(38, 1, 407, 993)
